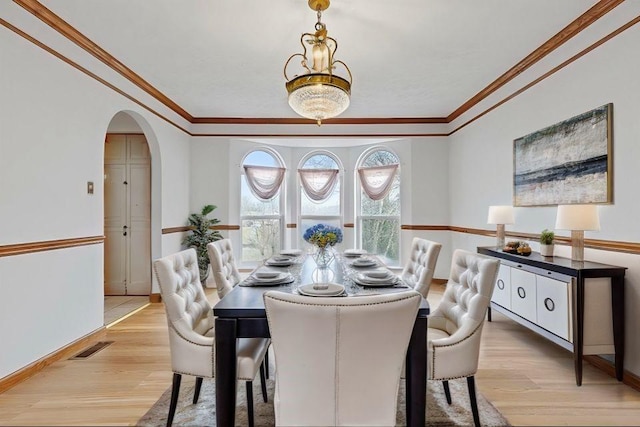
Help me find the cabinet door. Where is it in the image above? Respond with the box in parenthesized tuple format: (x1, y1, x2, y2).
(510, 268, 537, 322)
(536, 276, 571, 341)
(492, 264, 511, 309)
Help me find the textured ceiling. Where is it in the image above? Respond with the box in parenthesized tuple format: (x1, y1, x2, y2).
(39, 0, 599, 119)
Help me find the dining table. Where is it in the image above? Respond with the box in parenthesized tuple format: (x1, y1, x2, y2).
(213, 251, 429, 426)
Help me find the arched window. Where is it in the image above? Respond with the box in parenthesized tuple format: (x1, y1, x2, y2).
(240, 149, 285, 263)
(298, 152, 342, 248)
(356, 148, 400, 265)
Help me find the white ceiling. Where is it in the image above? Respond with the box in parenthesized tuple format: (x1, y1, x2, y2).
(40, 0, 599, 120)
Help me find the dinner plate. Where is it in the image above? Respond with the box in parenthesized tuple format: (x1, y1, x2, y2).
(352, 275, 401, 287)
(265, 258, 294, 267)
(344, 248, 367, 257)
(356, 273, 399, 284)
(362, 269, 392, 278)
(251, 272, 290, 283)
(243, 274, 295, 287)
(298, 283, 345, 297)
(280, 249, 302, 257)
(350, 258, 377, 268)
(254, 270, 281, 279)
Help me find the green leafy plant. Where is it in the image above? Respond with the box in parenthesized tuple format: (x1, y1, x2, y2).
(540, 229, 555, 245)
(182, 204, 223, 280)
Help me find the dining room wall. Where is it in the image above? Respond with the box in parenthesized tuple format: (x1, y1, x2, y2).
(447, 22, 640, 377)
(0, 26, 191, 379)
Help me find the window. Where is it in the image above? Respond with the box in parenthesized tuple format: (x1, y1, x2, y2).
(298, 152, 342, 248)
(240, 150, 285, 263)
(357, 149, 400, 265)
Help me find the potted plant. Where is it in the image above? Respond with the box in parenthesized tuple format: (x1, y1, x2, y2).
(183, 204, 223, 282)
(540, 229, 555, 257)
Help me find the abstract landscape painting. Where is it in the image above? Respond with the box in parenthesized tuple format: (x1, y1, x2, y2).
(513, 103, 612, 206)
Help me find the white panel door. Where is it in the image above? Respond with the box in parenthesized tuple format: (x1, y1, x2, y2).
(104, 163, 127, 295)
(127, 162, 151, 294)
(104, 134, 151, 296)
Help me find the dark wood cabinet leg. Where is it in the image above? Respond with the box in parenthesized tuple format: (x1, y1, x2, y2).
(612, 276, 625, 381)
(573, 278, 585, 386)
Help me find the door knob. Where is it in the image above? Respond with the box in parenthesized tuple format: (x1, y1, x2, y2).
(123, 225, 128, 236)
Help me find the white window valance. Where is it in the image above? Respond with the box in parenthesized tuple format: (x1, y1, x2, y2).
(298, 168, 340, 201)
(358, 164, 399, 201)
(244, 165, 286, 200)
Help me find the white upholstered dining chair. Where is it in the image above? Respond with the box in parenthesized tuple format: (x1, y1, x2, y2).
(427, 249, 500, 427)
(153, 248, 269, 427)
(401, 237, 442, 298)
(264, 290, 422, 427)
(207, 239, 242, 299)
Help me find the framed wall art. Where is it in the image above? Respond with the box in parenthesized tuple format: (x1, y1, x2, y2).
(513, 103, 613, 207)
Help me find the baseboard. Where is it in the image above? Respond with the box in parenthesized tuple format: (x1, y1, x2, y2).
(149, 293, 162, 303)
(584, 355, 640, 392)
(0, 327, 106, 393)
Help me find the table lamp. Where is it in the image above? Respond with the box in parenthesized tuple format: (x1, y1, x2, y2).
(487, 205, 515, 248)
(555, 204, 600, 261)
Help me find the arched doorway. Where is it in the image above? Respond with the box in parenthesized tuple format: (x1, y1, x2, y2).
(103, 112, 152, 325)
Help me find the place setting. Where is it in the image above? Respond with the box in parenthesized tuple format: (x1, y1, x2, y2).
(240, 269, 295, 287)
(343, 248, 367, 258)
(351, 268, 407, 288)
(348, 256, 378, 268)
(296, 282, 346, 297)
(264, 254, 297, 267)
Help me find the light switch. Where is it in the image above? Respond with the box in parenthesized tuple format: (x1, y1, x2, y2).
(87, 181, 94, 194)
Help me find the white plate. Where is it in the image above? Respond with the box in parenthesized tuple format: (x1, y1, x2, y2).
(363, 269, 392, 278)
(352, 276, 400, 287)
(356, 273, 398, 284)
(344, 249, 367, 257)
(252, 272, 290, 282)
(254, 270, 281, 279)
(245, 274, 295, 286)
(265, 259, 294, 267)
(350, 258, 377, 268)
(280, 249, 302, 257)
(298, 283, 345, 297)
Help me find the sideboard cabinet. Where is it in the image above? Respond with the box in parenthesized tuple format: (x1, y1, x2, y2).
(478, 247, 626, 386)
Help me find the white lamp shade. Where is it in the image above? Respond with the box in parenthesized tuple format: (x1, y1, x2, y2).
(555, 204, 600, 231)
(487, 205, 515, 225)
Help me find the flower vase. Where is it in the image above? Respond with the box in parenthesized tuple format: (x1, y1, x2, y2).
(313, 246, 335, 269)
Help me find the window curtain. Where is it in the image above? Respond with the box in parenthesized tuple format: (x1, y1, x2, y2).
(358, 164, 399, 201)
(243, 166, 286, 200)
(298, 168, 340, 201)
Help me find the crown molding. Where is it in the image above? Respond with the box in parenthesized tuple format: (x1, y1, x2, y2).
(10, 0, 624, 127)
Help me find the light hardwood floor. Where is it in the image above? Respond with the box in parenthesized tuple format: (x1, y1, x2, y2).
(0, 284, 639, 426)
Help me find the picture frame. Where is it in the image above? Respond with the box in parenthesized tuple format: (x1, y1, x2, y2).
(513, 103, 613, 207)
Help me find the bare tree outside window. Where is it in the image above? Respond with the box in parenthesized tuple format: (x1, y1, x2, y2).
(359, 150, 400, 265)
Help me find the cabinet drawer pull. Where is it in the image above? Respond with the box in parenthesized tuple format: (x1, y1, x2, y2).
(544, 297, 555, 312)
(497, 279, 505, 290)
(517, 286, 526, 299)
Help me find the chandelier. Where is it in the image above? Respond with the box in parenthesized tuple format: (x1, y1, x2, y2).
(284, 0, 352, 126)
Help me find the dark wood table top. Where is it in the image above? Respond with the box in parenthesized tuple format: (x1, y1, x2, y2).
(214, 253, 429, 318)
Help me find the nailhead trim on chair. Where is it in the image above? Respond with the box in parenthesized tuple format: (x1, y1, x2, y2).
(430, 322, 484, 381)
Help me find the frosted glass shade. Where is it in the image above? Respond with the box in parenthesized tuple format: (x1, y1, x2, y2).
(286, 73, 351, 124)
(487, 205, 515, 225)
(555, 205, 600, 231)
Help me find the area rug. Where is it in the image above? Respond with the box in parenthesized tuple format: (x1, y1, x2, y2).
(138, 373, 509, 427)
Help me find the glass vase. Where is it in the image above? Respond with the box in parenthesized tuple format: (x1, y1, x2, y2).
(313, 246, 335, 269)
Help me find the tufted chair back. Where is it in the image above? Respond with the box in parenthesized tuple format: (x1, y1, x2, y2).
(154, 248, 270, 427)
(428, 249, 499, 380)
(401, 237, 442, 298)
(207, 239, 242, 299)
(153, 248, 214, 377)
(264, 290, 421, 427)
